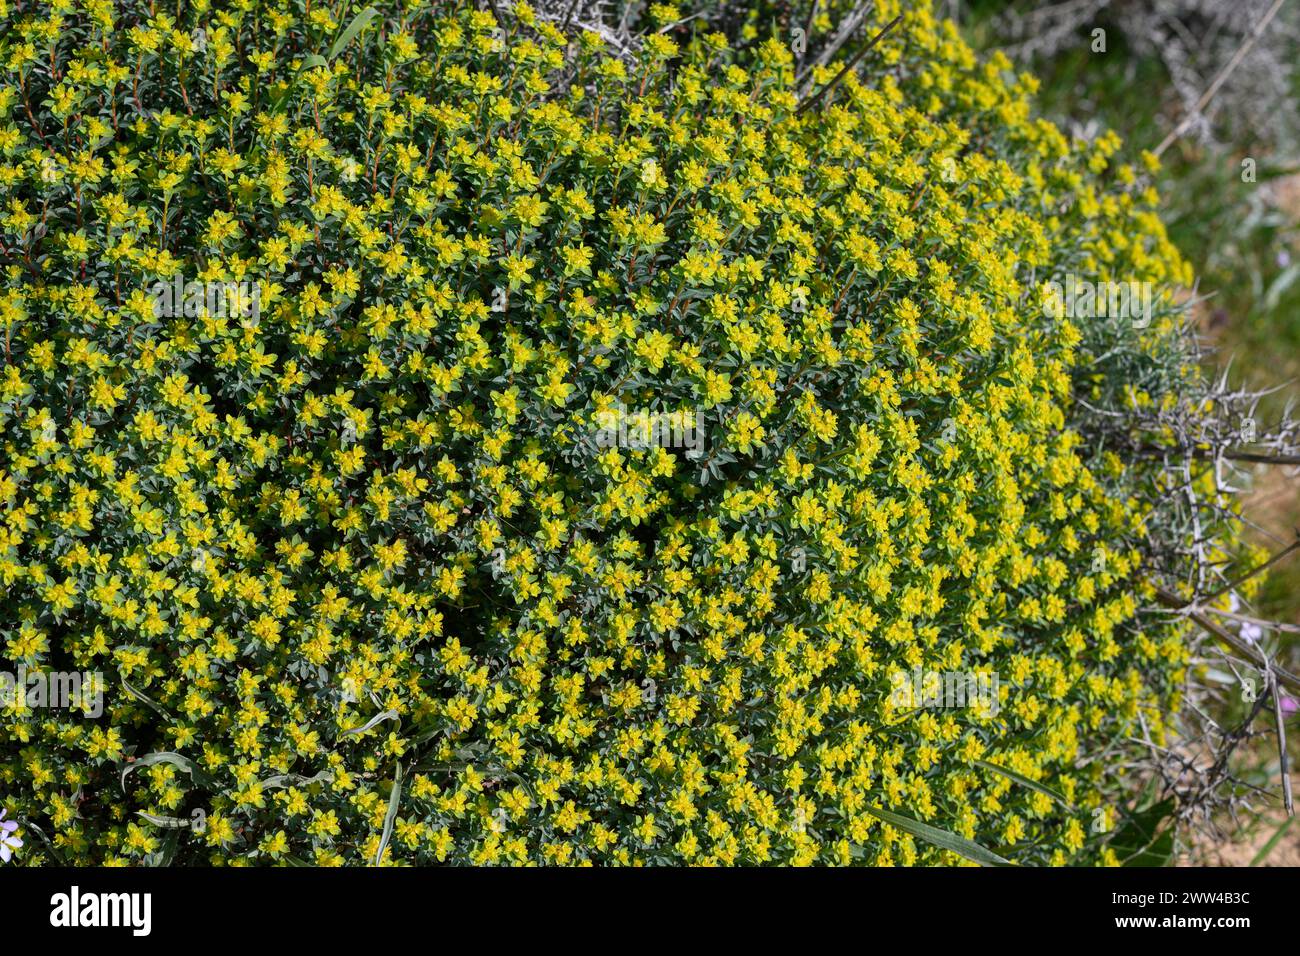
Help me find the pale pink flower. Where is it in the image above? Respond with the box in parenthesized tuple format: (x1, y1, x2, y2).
(0, 809, 21, 863)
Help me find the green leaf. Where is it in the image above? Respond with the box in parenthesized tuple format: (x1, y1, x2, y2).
(297, 53, 328, 73)
(374, 762, 404, 866)
(975, 759, 1072, 808)
(1109, 798, 1176, 866)
(1123, 826, 1175, 867)
(864, 805, 1013, 867)
(329, 7, 380, 61)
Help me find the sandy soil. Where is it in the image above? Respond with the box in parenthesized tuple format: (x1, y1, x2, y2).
(1207, 812, 1299, 866)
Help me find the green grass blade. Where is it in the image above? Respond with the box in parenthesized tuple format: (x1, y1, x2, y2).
(339, 708, 399, 738)
(1249, 816, 1294, 867)
(136, 811, 194, 829)
(374, 761, 404, 866)
(865, 805, 1013, 867)
(975, 759, 1072, 808)
(120, 751, 215, 792)
(121, 676, 173, 720)
(329, 7, 380, 61)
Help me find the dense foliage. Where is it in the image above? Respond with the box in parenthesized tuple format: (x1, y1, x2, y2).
(0, 0, 1238, 865)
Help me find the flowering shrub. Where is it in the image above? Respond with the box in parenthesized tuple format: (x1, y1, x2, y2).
(0, 0, 1243, 865)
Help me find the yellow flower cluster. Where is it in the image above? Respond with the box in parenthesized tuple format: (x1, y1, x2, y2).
(0, 0, 1217, 865)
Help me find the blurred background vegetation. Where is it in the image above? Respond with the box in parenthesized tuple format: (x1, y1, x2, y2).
(950, 0, 1300, 863)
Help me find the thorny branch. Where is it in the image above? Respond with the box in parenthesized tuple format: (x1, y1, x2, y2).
(1076, 292, 1300, 847)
